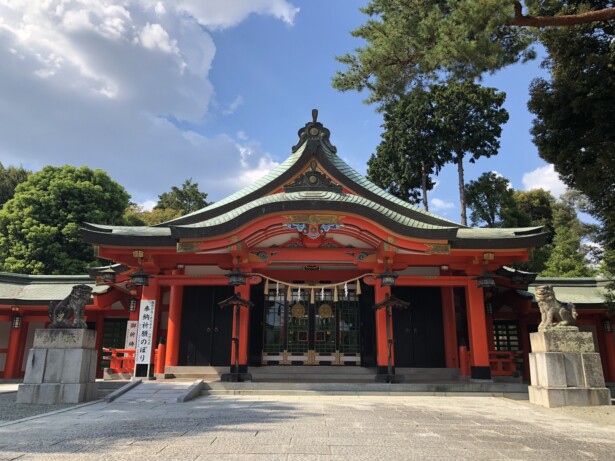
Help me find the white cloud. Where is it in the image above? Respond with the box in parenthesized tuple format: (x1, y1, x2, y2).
(175, 0, 299, 29)
(431, 198, 455, 211)
(139, 200, 157, 211)
(0, 0, 297, 204)
(522, 164, 567, 198)
(222, 95, 244, 115)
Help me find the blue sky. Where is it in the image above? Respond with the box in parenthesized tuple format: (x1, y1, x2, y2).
(0, 1, 565, 224)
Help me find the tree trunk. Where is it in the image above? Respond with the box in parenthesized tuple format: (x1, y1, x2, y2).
(421, 161, 429, 212)
(510, 2, 615, 28)
(457, 155, 467, 226)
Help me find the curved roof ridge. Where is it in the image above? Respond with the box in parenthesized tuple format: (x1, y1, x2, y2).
(159, 142, 308, 226)
(175, 190, 458, 231)
(321, 146, 464, 228)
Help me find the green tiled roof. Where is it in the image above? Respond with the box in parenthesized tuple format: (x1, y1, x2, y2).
(323, 145, 462, 228)
(528, 278, 613, 305)
(162, 143, 307, 225)
(0, 272, 109, 305)
(180, 190, 457, 230)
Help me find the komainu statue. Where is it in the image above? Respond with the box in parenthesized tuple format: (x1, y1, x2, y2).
(535, 285, 578, 331)
(49, 284, 93, 329)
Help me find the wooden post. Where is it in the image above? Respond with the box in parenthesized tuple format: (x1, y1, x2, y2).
(165, 280, 184, 367)
(465, 281, 491, 379)
(374, 284, 391, 369)
(235, 285, 251, 367)
(4, 322, 23, 379)
(441, 287, 458, 369)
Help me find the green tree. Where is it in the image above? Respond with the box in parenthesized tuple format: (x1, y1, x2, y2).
(430, 82, 508, 225)
(367, 87, 445, 209)
(124, 204, 183, 226)
(528, 4, 615, 280)
(0, 163, 30, 208)
(333, 1, 615, 103)
(540, 192, 595, 277)
(156, 179, 209, 214)
(464, 172, 525, 227)
(0, 166, 130, 274)
(367, 82, 508, 224)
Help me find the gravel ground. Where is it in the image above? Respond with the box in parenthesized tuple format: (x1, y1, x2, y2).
(0, 392, 77, 423)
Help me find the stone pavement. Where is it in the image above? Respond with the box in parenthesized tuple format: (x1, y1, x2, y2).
(113, 381, 195, 404)
(0, 394, 614, 460)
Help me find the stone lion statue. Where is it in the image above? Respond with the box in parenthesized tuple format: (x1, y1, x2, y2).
(49, 284, 92, 329)
(535, 285, 578, 331)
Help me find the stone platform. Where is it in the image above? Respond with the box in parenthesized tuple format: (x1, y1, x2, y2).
(529, 329, 611, 407)
(17, 329, 97, 404)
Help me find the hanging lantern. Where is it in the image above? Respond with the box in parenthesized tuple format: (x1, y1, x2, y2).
(485, 302, 493, 315)
(12, 313, 22, 329)
(227, 269, 247, 286)
(603, 318, 613, 333)
(379, 271, 398, 287)
(129, 297, 138, 312)
(100, 266, 116, 284)
(130, 268, 149, 287)
(472, 272, 497, 289)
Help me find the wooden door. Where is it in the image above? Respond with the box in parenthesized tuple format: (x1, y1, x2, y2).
(179, 286, 234, 366)
(392, 287, 445, 368)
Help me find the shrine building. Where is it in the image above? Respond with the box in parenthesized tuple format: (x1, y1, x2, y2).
(1, 111, 614, 383)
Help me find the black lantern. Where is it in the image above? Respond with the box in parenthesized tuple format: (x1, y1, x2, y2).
(129, 297, 138, 312)
(472, 272, 497, 289)
(12, 313, 22, 329)
(130, 268, 149, 286)
(485, 302, 493, 315)
(379, 271, 398, 287)
(101, 266, 116, 284)
(227, 270, 247, 286)
(603, 318, 613, 333)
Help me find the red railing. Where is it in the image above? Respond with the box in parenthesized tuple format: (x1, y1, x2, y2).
(489, 351, 524, 376)
(458, 347, 524, 377)
(102, 348, 135, 374)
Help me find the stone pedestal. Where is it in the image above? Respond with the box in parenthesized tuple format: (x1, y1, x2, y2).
(529, 329, 610, 407)
(17, 329, 98, 404)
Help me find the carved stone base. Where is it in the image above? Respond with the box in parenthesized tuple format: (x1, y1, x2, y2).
(529, 331, 610, 408)
(17, 329, 97, 404)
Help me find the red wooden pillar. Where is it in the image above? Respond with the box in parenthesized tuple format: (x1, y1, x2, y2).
(375, 284, 392, 369)
(4, 322, 23, 379)
(598, 319, 615, 382)
(441, 287, 458, 369)
(233, 284, 250, 367)
(466, 281, 491, 379)
(165, 280, 184, 367)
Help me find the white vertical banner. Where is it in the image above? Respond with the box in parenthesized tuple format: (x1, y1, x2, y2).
(136, 300, 156, 365)
(124, 321, 139, 349)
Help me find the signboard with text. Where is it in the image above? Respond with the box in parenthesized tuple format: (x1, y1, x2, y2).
(124, 321, 139, 350)
(135, 300, 156, 365)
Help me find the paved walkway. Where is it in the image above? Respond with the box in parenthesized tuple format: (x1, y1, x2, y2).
(114, 381, 195, 404)
(0, 394, 614, 460)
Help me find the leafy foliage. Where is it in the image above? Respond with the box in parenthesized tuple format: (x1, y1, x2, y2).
(368, 82, 507, 224)
(156, 178, 209, 214)
(528, 2, 615, 283)
(367, 87, 446, 207)
(0, 166, 130, 274)
(124, 204, 183, 226)
(0, 163, 30, 208)
(333, 0, 536, 103)
(464, 172, 522, 227)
